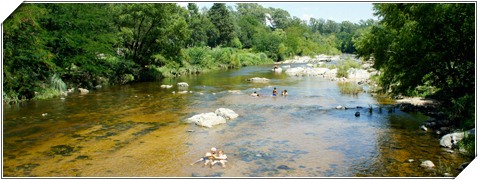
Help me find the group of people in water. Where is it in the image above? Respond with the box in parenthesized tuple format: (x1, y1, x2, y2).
(250, 87, 288, 97)
(191, 147, 228, 168)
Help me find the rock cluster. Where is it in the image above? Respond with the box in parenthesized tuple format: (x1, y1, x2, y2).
(186, 108, 239, 128)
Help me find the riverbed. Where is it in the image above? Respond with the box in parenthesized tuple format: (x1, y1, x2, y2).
(2, 64, 467, 177)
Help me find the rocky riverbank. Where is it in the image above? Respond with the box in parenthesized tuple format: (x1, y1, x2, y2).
(282, 55, 474, 175)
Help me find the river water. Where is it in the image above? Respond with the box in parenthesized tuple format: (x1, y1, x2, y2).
(2, 64, 467, 177)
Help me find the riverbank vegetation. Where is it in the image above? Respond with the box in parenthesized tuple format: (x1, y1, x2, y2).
(355, 3, 475, 155)
(3, 3, 374, 103)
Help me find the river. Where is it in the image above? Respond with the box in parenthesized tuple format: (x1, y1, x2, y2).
(2, 63, 467, 177)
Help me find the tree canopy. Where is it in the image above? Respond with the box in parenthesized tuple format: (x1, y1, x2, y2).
(355, 3, 475, 99)
(2, 3, 377, 102)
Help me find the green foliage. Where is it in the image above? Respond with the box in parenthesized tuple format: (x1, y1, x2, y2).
(335, 57, 361, 78)
(3, 4, 56, 101)
(355, 3, 474, 99)
(49, 74, 66, 92)
(208, 3, 236, 47)
(3, 3, 373, 102)
(446, 94, 475, 130)
(458, 134, 475, 159)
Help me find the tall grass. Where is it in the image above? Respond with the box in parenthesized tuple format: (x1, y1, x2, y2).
(336, 57, 361, 78)
(33, 74, 67, 100)
(157, 47, 273, 78)
(337, 82, 363, 95)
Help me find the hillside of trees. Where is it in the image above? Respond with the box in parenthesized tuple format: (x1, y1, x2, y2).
(3, 3, 374, 103)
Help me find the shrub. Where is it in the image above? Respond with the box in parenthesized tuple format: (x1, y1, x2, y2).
(336, 57, 361, 78)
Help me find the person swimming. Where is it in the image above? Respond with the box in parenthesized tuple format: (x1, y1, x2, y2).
(211, 150, 228, 168)
(250, 91, 259, 97)
(190, 147, 217, 167)
(281, 90, 288, 96)
(272, 88, 278, 96)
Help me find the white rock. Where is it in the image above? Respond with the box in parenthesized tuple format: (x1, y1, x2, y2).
(215, 108, 239, 120)
(420, 160, 435, 168)
(177, 82, 189, 87)
(285, 67, 305, 76)
(420, 125, 428, 131)
(160, 84, 173, 88)
(248, 77, 270, 82)
(177, 91, 188, 94)
(78, 88, 89, 94)
(186, 112, 226, 128)
(347, 68, 370, 79)
(440, 132, 466, 148)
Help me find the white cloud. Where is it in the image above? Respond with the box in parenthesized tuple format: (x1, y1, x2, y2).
(176, 2, 188, 8)
(301, 14, 314, 23)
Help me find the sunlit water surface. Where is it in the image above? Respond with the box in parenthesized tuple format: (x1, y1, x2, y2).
(3, 64, 467, 177)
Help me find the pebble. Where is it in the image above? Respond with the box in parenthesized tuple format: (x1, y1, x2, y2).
(420, 125, 427, 131)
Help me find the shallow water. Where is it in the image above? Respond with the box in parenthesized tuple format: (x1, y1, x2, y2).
(2, 64, 467, 177)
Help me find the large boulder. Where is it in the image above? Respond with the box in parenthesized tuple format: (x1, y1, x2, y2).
(187, 108, 239, 128)
(347, 68, 370, 80)
(440, 132, 466, 148)
(186, 112, 226, 128)
(215, 108, 239, 120)
(285, 67, 305, 76)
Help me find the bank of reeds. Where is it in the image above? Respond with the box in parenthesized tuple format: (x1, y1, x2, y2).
(338, 82, 363, 95)
(336, 57, 361, 78)
(157, 47, 273, 78)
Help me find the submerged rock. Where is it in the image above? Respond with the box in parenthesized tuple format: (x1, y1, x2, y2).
(247, 77, 270, 82)
(355, 112, 360, 117)
(277, 165, 293, 170)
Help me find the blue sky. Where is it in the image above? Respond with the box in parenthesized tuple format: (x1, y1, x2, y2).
(190, 2, 377, 24)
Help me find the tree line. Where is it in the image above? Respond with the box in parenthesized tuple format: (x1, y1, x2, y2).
(3, 3, 373, 103)
(354, 3, 475, 131)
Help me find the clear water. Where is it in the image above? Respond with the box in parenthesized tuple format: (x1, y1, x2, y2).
(2, 64, 467, 177)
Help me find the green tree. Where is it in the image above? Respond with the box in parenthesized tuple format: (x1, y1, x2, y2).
(207, 3, 236, 47)
(356, 3, 474, 99)
(186, 3, 217, 47)
(267, 7, 291, 30)
(40, 4, 118, 88)
(116, 4, 190, 68)
(3, 4, 55, 100)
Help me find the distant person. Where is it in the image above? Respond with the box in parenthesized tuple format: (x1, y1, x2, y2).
(281, 90, 288, 96)
(212, 150, 228, 168)
(190, 147, 217, 167)
(272, 88, 278, 96)
(250, 91, 259, 97)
